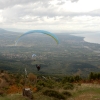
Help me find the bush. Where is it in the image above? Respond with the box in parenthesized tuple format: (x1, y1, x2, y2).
(37, 80, 54, 88)
(35, 85, 43, 91)
(37, 81, 46, 87)
(63, 83, 74, 90)
(43, 89, 65, 100)
(0, 90, 5, 96)
(62, 91, 72, 97)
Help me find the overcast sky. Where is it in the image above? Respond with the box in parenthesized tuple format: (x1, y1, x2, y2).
(0, 0, 100, 32)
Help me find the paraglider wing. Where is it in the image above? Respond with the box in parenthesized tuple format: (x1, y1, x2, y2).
(15, 30, 59, 46)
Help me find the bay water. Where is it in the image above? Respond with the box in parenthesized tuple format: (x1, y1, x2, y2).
(72, 32, 100, 44)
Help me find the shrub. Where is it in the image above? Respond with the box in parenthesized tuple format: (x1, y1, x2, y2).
(7, 85, 22, 94)
(35, 85, 43, 91)
(0, 90, 5, 96)
(37, 80, 54, 88)
(37, 81, 46, 87)
(43, 89, 65, 100)
(63, 83, 74, 90)
(28, 73, 37, 84)
(62, 91, 72, 97)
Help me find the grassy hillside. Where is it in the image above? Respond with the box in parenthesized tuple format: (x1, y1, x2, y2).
(0, 71, 100, 100)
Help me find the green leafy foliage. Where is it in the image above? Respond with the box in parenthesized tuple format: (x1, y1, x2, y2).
(62, 91, 72, 97)
(63, 83, 74, 90)
(89, 72, 100, 80)
(37, 80, 54, 89)
(43, 89, 65, 99)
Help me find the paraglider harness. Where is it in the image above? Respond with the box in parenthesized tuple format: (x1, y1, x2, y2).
(36, 64, 41, 71)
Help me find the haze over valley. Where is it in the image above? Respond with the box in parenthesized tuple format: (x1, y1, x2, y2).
(0, 28, 100, 76)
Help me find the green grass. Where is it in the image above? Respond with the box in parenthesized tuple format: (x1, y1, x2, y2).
(93, 95, 100, 100)
(0, 94, 29, 100)
(0, 93, 56, 100)
(70, 84, 100, 100)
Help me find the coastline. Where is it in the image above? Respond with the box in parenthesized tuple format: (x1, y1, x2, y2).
(72, 34, 100, 45)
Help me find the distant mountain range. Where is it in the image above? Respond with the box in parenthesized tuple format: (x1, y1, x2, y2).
(0, 28, 22, 34)
(0, 28, 8, 33)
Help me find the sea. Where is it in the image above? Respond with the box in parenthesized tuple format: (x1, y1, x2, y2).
(72, 32, 100, 44)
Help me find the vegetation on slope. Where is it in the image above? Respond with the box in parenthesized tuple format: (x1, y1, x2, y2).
(0, 70, 100, 100)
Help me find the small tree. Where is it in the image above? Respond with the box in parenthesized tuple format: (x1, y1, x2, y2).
(28, 73, 37, 85)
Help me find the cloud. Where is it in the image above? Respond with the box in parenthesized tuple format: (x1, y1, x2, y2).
(0, 0, 100, 31)
(70, 0, 79, 3)
(0, 0, 50, 9)
(66, 0, 79, 3)
(88, 9, 100, 16)
(2, 3, 100, 26)
(1, 0, 100, 18)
